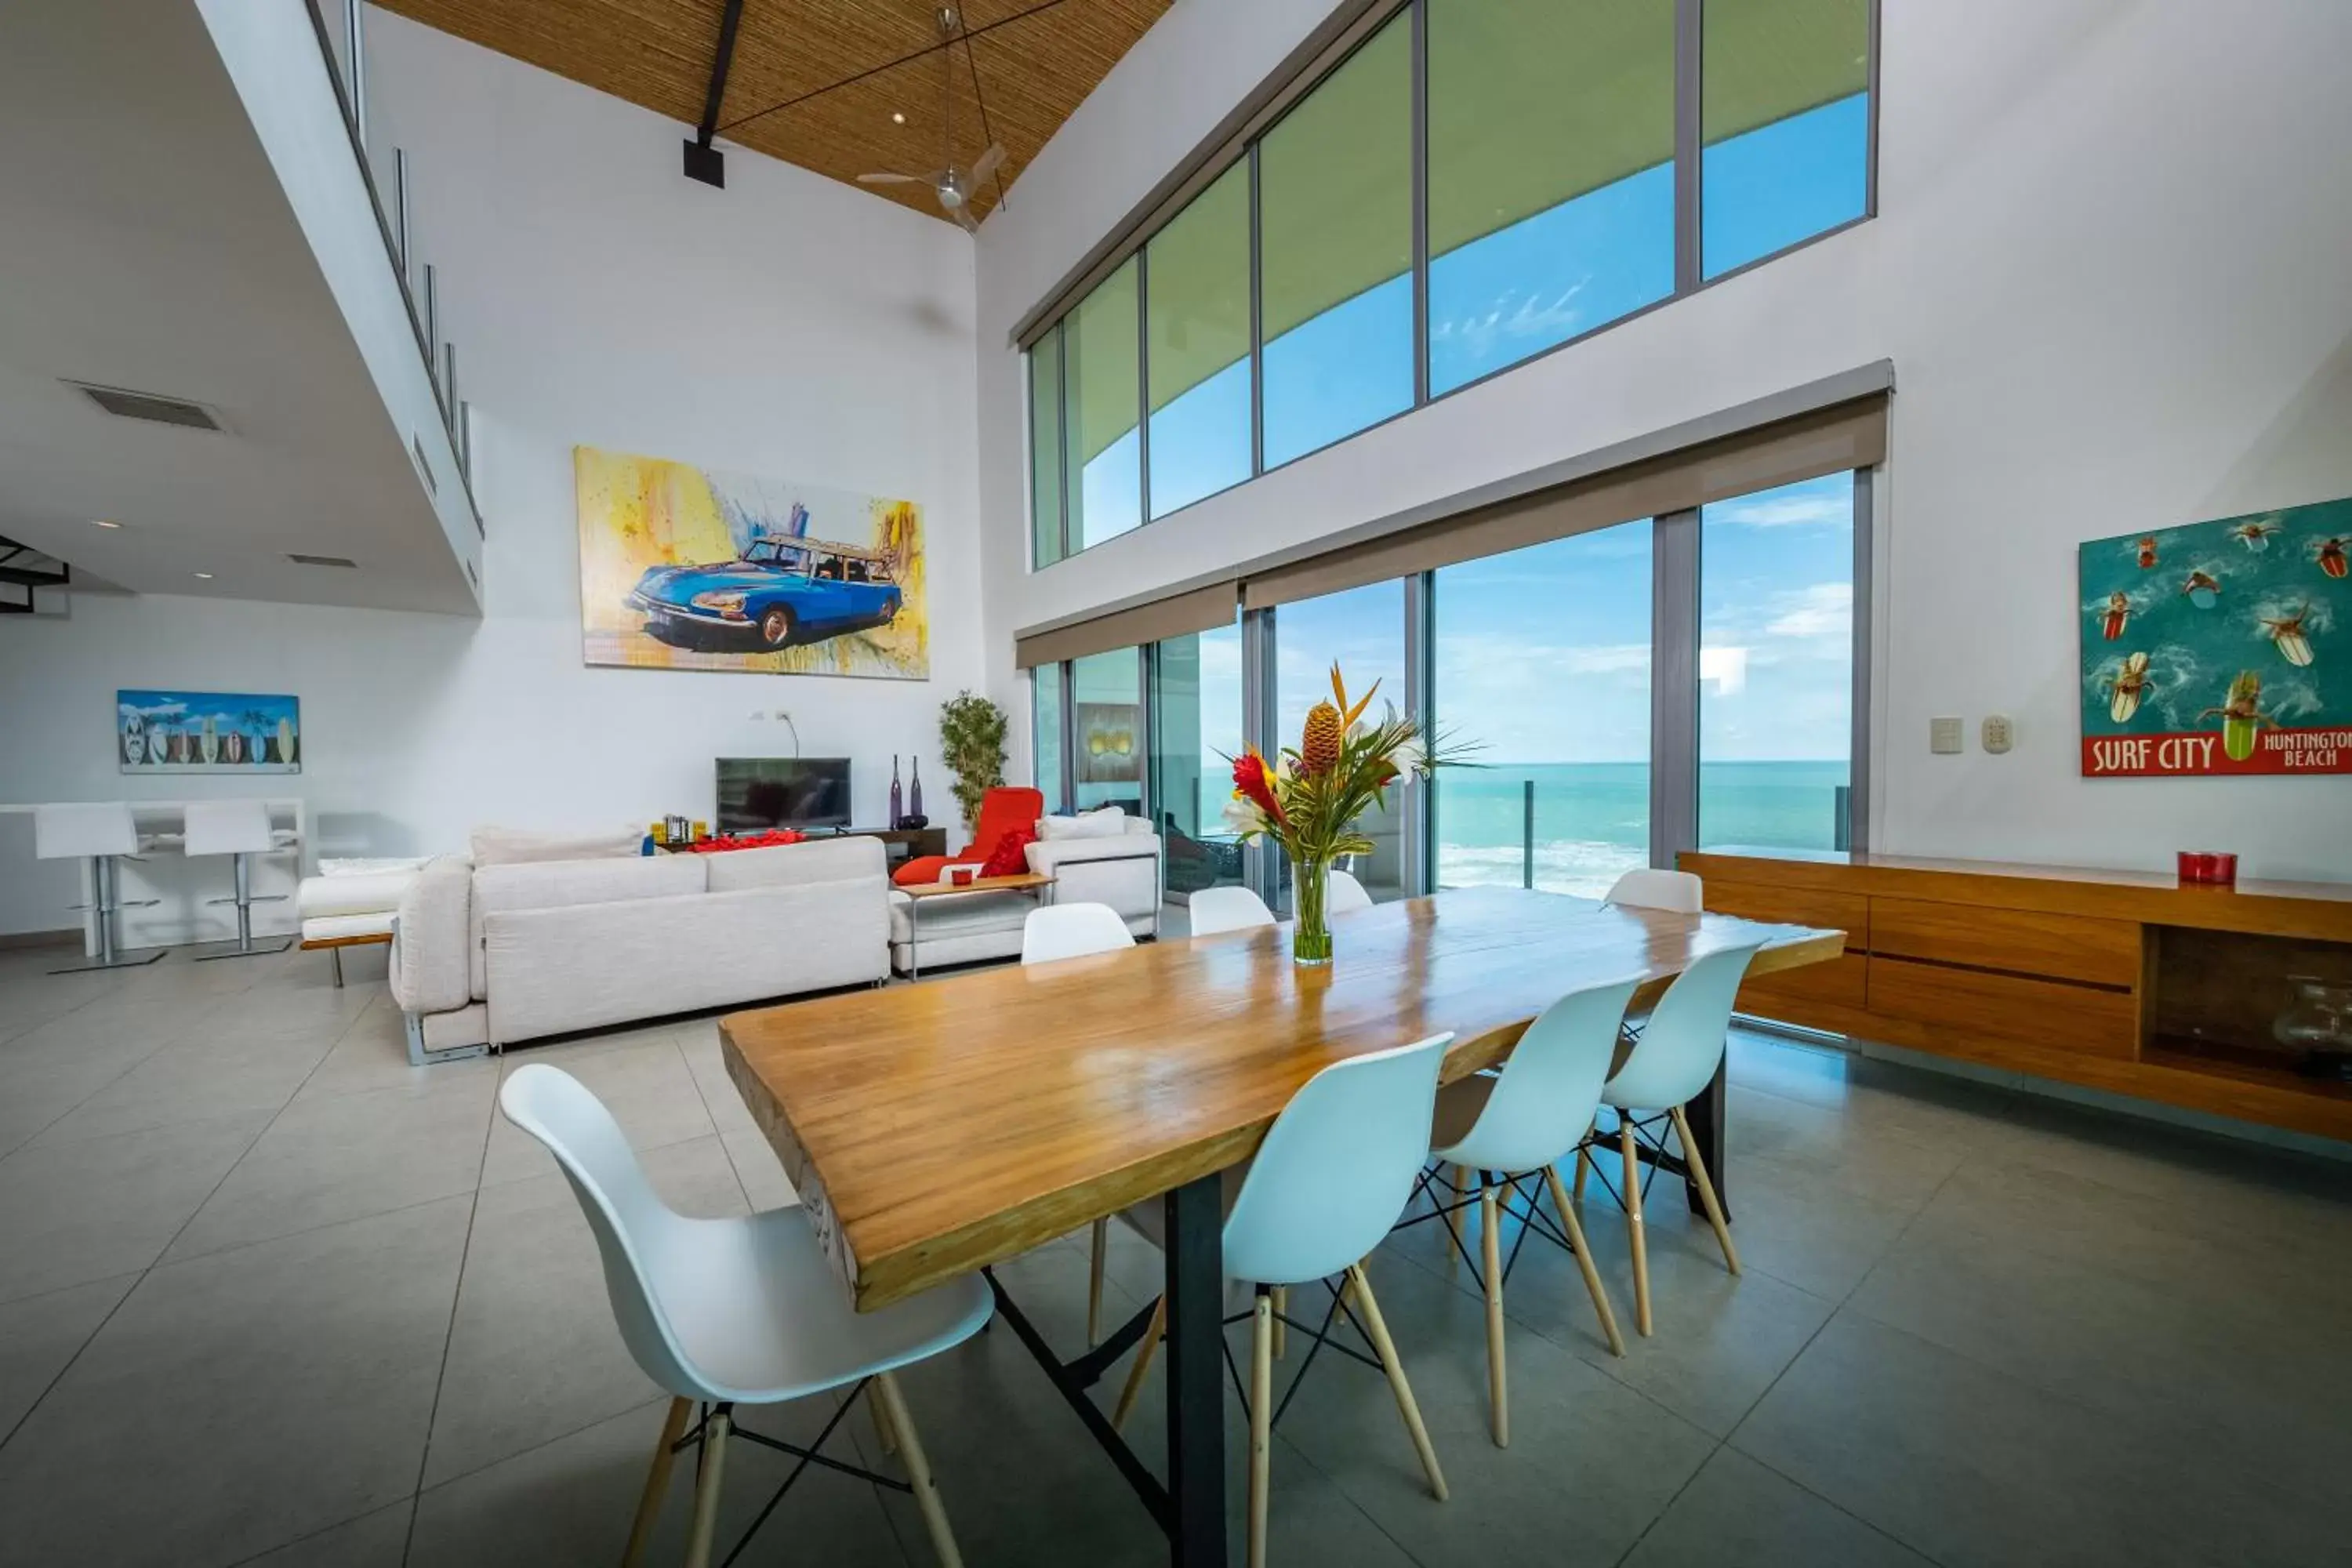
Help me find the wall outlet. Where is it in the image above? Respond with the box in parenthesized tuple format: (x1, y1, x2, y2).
(1929, 717, 1964, 754)
(1981, 714, 2014, 754)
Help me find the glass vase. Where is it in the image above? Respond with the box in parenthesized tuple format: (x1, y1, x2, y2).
(1290, 852, 1334, 967)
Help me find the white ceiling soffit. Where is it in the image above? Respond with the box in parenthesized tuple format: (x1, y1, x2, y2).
(0, 0, 479, 615)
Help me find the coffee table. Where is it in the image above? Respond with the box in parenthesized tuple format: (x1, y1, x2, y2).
(895, 870, 1055, 980)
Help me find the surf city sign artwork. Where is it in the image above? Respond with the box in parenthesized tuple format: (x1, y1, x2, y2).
(2079, 495, 2348, 778)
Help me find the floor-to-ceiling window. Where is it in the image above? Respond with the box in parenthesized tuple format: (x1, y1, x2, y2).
(1432, 521, 1653, 896)
(1698, 472, 1856, 848)
(1149, 620, 1246, 895)
(1071, 647, 1145, 814)
(1033, 664, 1068, 815)
(1273, 579, 1410, 902)
(1258, 13, 1414, 470)
(1146, 165, 1253, 518)
(1426, 0, 1675, 395)
(1066, 260, 1142, 551)
(1701, 0, 1872, 278)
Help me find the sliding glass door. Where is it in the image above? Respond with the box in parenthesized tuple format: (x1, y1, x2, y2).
(1070, 648, 1145, 815)
(1149, 620, 1246, 895)
(1272, 579, 1410, 902)
(1432, 521, 1653, 896)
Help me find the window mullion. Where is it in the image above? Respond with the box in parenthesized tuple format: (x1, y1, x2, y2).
(1674, 0, 1704, 296)
(1408, 0, 1429, 409)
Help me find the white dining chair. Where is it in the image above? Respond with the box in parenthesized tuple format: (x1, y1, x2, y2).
(1602, 867, 1704, 914)
(33, 803, 163, 973)
(1428, 977, 1637, 1446)
(499, 1065, 991, 1568)
(1020, 901, 1134, 965)
(184, 800, 293, 960)
(1019, 901, 1137, 1345)
(1575, 942, 1761, 1336)
(1189, 884, 1276, 935)
(1327, 868, 1375, 914)
(1110, 1033, 1455, 1568)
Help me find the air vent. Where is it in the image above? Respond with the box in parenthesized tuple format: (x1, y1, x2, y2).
(287, 554, 358, 568)
(68, 381, 224, 431)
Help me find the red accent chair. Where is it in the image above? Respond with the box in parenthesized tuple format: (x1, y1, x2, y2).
(891, 786, 1046, 887)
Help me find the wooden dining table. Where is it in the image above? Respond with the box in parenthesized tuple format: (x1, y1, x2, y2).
(722, 885, 1844, 1568)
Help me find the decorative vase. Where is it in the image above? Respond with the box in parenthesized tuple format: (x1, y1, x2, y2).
(909, 756, 924, 819)
(889, 755, 904, 827)
(1290, 852, 1334, 967)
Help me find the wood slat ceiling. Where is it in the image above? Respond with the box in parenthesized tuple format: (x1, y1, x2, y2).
(373, 0, 1171, 226)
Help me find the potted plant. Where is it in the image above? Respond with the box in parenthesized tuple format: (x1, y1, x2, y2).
(938, 690, 1009, 834)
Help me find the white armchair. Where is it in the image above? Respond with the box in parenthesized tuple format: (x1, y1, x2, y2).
(1028, 816, 1161, 935)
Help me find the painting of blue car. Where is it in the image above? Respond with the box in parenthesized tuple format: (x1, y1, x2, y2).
(626, 537, 903, 652)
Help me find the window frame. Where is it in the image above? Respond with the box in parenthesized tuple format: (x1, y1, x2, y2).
(1023, 0, 1880, 568)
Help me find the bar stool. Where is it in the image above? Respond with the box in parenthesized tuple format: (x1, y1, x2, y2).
(34, 803, 165, 974)
(185, 800, 292, 960)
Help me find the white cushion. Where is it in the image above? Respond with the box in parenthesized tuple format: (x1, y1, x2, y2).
(298, 869, 419, 918)
(704, 836, 884, 893)
(320, 855, 430, 877)
(473, 855, 707, 917)
(469, 824, 644, 867)
(301, 911, 397, 942)
(887, 888, 1037, 944)
(1036, 807, 1131, 842)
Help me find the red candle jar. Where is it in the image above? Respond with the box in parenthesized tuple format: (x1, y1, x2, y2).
(2177, 851, 2238, 887)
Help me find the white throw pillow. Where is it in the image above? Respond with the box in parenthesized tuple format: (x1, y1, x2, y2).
(1036, 807, 1131, 842)
(469, 825, 644, 867)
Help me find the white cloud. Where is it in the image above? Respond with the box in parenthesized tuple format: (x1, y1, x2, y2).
(1765, 583, 1853, 640)
(1710, 492, 1850, 529)
(1700, 644, 1748, 695)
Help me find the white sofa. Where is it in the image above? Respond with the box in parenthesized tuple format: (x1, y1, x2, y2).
(389, 836, 889, 1064)
(888, 814, 1162, 975)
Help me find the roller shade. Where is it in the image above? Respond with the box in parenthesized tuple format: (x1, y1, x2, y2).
(1243, 392, 1884, 610)
(1069, 258, 1141, 470)
(1258, 14, 1412, 347)
(1147, 162, 1251, 416)
(1704, 0, 1871, 146)
(1427, 0, 1675, 261)
(1016, 582, 1242, 669)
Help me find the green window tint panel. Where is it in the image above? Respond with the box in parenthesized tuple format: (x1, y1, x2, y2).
(1258, 16, 1413, 469)
(1028, 327, 1065, 568)
(1034, 662, 1068, 816)
(1427, 0, 1675, 393)
(1147, 162, 1253, 518)
(1065, 259, 1142, 550)
(1702, 0, 1871, 277)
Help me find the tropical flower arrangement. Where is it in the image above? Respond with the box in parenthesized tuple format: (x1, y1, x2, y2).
(1224, 664, 1455, 965)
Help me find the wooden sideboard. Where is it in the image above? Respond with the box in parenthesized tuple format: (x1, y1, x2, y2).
(1679, 848, 2352, 1142)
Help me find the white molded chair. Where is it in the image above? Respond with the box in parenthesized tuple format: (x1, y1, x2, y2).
(184, 800, 293, 960)
(1327, 868, 1374, 914)
(1602, 867, 1703, 914)
(1577, 942, 1761, 1336)
(1112, 1033, 1456, 1568)
(499, 1065, 991, 1568)
(1020, 902, 1134, 965)
(1020, 901, 1138, 1345)
(33, 803, 163, 973)
(1188, 884, 1276, 936)
(1428, 977, 1638, 1445)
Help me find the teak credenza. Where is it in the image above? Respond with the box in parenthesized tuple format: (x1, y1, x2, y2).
(1680, 848, 2352, 1142)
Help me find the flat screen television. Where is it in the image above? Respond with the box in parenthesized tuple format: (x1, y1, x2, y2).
(717, 757, 852, 832)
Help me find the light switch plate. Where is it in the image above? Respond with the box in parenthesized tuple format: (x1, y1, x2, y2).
(1982, 715, 2014, 754)
(1930, 717, 1964, 754)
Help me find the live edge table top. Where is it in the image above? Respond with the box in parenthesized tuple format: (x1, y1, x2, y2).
(720, 886, 1844, 1312)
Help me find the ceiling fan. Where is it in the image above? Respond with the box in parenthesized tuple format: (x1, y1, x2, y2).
(856, 5, 1004, 232)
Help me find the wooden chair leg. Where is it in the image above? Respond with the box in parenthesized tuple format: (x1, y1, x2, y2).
(1572, 1119, 1594, 1205)
(869, 1378, 900, 1456)
(1271, 1284, 1288, 1359)
(1479, 1183, 1507, 1447)
(1668, 1104, 1740, 1276)
(1620, 1120, 1652, 1337)
(1543, 1163, 1624, 1357)
(684, 1406, 729, 1568)
(1110, 1295, 1164, 1432)
(1248, 1294, 1274, 1568)
(1438, 1165, 1467, 1271)
(1342, 1263, 1448, 1501)
(877, 1371, 965, 1568)
(622, 1396, 691, 1567)
(1087, 1218, 1108, 1344)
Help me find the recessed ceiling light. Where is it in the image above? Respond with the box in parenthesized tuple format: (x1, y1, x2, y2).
(891, 111, 906, 124)
(92, 519, 122, 529)
(193, 572, 214, 580)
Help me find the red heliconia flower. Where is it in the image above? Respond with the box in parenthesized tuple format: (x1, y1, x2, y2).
(1232, 747, 1287, 825)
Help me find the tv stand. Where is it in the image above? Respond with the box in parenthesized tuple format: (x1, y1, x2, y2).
(827, 825, 948, 864)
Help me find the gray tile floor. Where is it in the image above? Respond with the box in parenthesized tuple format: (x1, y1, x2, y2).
(1, 933, 2347, 1567)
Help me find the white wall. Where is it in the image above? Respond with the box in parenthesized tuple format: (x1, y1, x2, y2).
(0, 9, 984, 935)
(972, 0, 2352, 883)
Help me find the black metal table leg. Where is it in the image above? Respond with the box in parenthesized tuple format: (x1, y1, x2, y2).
(1680, 1058, 1729, 1220)
(1164, 1173, 1227, 1568)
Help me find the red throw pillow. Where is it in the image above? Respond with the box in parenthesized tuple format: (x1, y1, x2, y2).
(978, 826, 1035, 879)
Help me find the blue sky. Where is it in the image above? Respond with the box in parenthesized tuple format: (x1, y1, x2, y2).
(1071, 93, 1869, 770)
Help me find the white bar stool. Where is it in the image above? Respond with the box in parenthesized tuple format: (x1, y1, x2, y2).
(184, 800, 293, 960)
(34, 803, 165, 974)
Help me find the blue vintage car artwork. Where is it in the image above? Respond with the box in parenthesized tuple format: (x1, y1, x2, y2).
(625, 537, 903, 652)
